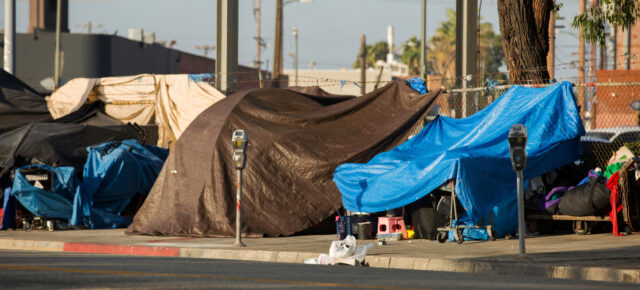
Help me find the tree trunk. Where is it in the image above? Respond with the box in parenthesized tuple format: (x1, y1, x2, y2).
(498, 0, 552, 84)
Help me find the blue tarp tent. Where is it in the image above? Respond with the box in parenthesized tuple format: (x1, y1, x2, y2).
(2, 140, 167, 229)
(334, 82, 585, 236)
(71, 140, 168, 229)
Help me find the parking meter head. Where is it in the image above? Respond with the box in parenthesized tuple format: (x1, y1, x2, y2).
(232, 130, 248, 151)
(232, 130, 248, 169)
(508, 124, 527, 171)
(233, 149, 246, 169)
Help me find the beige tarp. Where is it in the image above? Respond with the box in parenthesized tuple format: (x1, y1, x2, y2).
(46, 74, 225, 147)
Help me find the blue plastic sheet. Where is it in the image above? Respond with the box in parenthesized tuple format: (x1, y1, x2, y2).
(71, 140, 168, 229)
(334, 82, 584, 236)
(10, 164, 77, 219)
(406, 77, 427, 94)
(1, 187, 15, 230)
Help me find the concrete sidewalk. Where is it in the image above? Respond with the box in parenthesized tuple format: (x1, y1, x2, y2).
(0, 229, 639, 284)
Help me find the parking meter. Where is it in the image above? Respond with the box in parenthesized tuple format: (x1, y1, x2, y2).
(231, 129, 248, 247)
(508, 124, 527, 171)
(232, 130, 248, 169)
(508, 124, 527, 255)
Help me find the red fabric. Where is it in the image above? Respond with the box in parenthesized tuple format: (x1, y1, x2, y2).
(607, 172, 623, 236)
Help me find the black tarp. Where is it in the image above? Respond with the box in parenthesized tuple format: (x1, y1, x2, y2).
(0, 123, 156, 182)
(0, 69, 121, 135)
(127, 80, 441, 237)
(0, 69, 52, 133)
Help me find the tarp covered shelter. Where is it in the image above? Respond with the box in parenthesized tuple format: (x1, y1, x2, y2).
(5, 140, 167, 230)
(127, 80, 442, 237)
(334, 82, 585, 236)
(0, 123, 153, 181)
(46, 74, 226, 147)
(71, 139, 168, 228)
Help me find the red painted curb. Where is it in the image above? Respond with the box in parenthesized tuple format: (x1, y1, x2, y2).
(63, 243, 180, 257)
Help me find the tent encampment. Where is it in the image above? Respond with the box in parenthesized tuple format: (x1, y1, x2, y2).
(45, 74, 226, 147)
(334, 82, 585, 236)
(126, 80, 441, 237)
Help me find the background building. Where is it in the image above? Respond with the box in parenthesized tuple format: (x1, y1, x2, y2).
(0, 0, 267, 93)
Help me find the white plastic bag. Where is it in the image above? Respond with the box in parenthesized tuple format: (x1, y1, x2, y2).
(305, 235, 374, 266)
(329, 235, 357, 259)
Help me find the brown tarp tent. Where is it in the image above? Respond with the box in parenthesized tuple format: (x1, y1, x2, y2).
(126, 80, 441, 237)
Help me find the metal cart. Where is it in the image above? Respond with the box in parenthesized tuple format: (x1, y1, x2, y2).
(11, 167, 62, 231)
(436, 180, 496, 244)
(526, 213, 610, 235)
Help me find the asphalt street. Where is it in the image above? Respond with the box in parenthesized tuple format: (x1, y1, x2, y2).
(0, 250, 636, 289)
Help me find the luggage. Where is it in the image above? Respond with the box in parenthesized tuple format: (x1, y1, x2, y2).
(558, 177, 611, 216)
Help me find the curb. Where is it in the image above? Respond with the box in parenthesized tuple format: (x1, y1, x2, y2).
(0, 238, 638, 284)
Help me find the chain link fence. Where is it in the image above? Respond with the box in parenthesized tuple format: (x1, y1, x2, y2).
(411, 80, 640, 170)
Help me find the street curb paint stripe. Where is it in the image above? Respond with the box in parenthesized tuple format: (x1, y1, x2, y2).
(63, 243, 180, 256)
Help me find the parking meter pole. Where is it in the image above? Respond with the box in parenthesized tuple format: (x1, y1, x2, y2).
(235, 169, 245, 247)
(508, 124, 527, 255)
(231, 129, 248, 247)
(517, 170, 525, 255)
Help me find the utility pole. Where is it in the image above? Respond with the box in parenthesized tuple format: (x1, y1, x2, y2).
(600, 40, 606, 69)
(590, 41, 596, 80)
(590, 0, 596, 82)
(292, 27, 298, 86)
(4, 0, 16, 74)
(550, 15, 566, 80)
(477, 0, 482, 87)
(609, 24, 616, 69)
(54, 0, 62, 88)
(455, 0, 477, 117)
(419, 0, 426, 78)
(255, 0, 264, 88)
(625, 25, 631, 69)
(578, 0, 586, 120)
(254, 0, 262, 68)
(360, 34, 366, 95)
(273, 0, 283, 88)
(216, 0, 239, 93)
(548, 10, 555, 80)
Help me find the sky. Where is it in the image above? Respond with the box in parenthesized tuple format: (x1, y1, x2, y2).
(2, 0, 581, 80)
